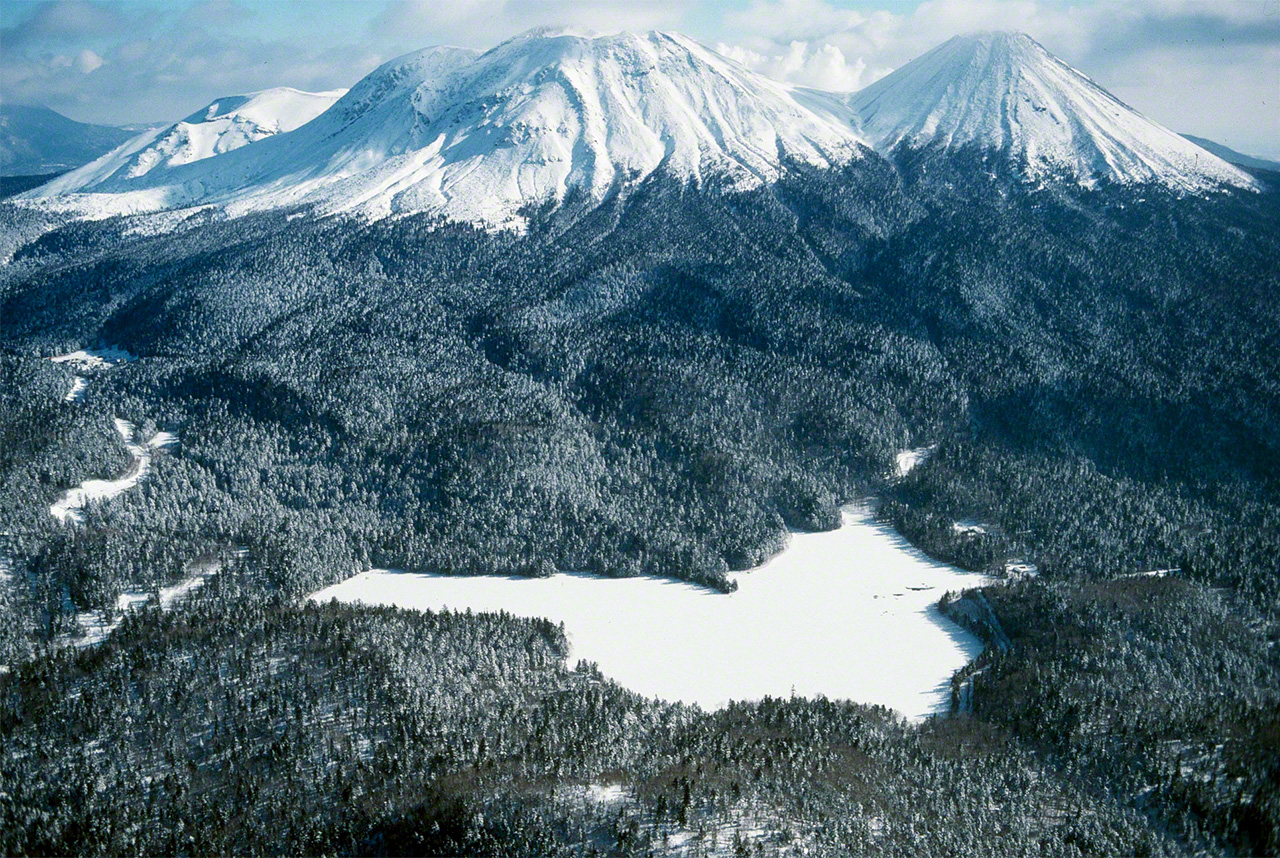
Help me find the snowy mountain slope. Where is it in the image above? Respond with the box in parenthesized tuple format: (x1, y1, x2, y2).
(20, 31, 867, 227)
(848, 31, 1254, 192)
(37, 87, 346, 195)
(0, 104, 135, 176)
(15, 30, 1258, 229)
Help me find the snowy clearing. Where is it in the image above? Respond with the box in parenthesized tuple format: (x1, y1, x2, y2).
(49, 346, 136, 369)
(62, 559, 219, 649)
(312, 504, 989, 720)
(1004, 561, 1039, 581)
(49, 418, 176, 525)
(894, 445, 936, 478)
(49, 346, 136, 403)
(953, 520, 989, 536)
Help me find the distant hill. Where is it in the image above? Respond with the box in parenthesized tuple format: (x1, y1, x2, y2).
(0, 104, 135, 176)
(41, 87, 346, 191)
(0, 172, 64, 199)
(1181, 134, 1280, 173)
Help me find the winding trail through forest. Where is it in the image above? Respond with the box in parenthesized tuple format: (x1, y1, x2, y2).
(47, 347, 177, 525)
(43, 346, 203, 647)
(49, 418, 178, 525)
(50, 346, 134, 403)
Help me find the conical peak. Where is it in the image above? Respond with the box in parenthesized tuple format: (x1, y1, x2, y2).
(922, 30, 1059, 76)
(945, 30, 1039, 49)
(849, 31, 1253, 192)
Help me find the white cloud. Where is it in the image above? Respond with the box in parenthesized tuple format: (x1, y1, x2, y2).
(75, 48, 103, 74)
(720, 39, 867, 91)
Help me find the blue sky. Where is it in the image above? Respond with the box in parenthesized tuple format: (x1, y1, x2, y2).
(2, 0, 1277, 157)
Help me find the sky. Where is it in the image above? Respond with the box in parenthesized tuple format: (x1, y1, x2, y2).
(1, 0, 1277, 158)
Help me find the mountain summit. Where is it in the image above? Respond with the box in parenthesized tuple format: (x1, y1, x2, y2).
(849, 31, 1253, 191)
(38, 87, 347, 195)
(17, 29, 1255, 226)
(25, 31, 865, 227)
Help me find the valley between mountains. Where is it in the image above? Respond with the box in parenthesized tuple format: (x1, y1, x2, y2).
(1, 26, 1278, 858)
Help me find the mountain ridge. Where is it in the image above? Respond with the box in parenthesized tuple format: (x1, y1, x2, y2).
(0, 104, 135, 176)
(32, 31, 865, 228)
(1180, 134, 1280, 173)
(36, 87, 347, 196)
(14, 29, 1259, 228)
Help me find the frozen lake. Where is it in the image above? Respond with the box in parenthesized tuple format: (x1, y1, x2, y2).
(311, 504, 990, 720)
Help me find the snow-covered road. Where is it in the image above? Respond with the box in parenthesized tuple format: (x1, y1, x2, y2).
(50, 346, 135, 404)
(50, 417, 177, 525)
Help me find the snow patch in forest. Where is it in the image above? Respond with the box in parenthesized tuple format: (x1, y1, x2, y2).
(64, 377, 89, 402)
(61, 558, 219, 649)
(49, 418, 177, 525)
(149, 431, 180, 450)
(49, 346, 136, 369)
(1004, 561, 1039, 581)
(312, 504, 989, 720)
(1125, 568, 1180, 579)
(50, 346, 136, 404)
(894, 445, 936, 478)
(953, 520, 988, 535)
(586, 783, 628, 805)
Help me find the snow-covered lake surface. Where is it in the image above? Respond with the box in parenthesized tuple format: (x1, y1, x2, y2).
(312, 504, 990, 720)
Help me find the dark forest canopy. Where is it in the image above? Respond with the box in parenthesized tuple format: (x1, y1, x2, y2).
(1, 153, 1278, 854)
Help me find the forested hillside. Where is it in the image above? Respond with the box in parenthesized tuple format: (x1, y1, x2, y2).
(1, 153, 1278, 853)
(0, 592, 1204, 856)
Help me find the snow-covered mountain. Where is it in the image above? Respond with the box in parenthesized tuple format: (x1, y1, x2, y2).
(37, 87, 346, 195)
(16, 29, 1258, 228)
(21, 30, 866, 227)
(848, 31, 1253, 192)
(0, 105, 135, 176)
